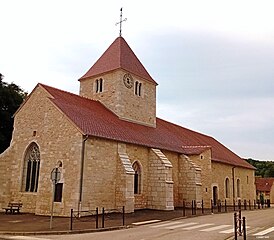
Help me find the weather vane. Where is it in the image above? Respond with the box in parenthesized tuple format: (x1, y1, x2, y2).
(115, 8, 127, 37)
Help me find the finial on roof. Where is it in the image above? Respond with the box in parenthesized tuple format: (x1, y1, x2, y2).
(115, 7, 127, 37)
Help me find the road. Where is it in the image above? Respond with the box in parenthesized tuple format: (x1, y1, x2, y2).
(2, 208, 274, 240)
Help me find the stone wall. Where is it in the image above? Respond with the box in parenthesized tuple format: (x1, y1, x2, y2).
(147, 149, 174, 210)
(178, 155, 202, 206)
(0, 85, 83, 216)
(126, 144, 150, 209)
(79, 69, 156, 127)
(188, 149, 212, 207)
(211, 162, 256, 204)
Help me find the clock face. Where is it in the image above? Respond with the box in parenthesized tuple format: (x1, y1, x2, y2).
(123, 73, 133, 89)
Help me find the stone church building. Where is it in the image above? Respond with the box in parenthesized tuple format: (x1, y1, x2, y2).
(0, 36, 256, 216)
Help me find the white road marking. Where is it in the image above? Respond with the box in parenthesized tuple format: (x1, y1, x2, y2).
(150, 221, 183, 228)
(132, 219, 161, 225)
(220, 226, 250, 234)
(253, 226, 274, 236)
(200, 224, 231, 232)
(8, 237, 51, 240)
(219, 228, 235, 234)
(182, 223, 215, 230)
(165, 222, 197, 229)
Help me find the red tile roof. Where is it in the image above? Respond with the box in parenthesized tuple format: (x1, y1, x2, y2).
(255, 177, 274, 192)
(79, 37, 157, 85)
(41, 83, 254, 170)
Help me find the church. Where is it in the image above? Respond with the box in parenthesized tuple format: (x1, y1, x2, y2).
(0, 36, 256, 216)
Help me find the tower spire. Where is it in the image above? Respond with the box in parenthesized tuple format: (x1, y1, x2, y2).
(115, 7, 127, 37)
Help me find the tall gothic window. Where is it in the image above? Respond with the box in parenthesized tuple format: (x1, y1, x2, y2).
(225, 178, 230, 198)
(22, 143, 40, 192)
(132, 161, 141, 194)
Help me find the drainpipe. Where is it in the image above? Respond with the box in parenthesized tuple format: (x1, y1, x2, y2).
(232, 166, 236, 201)
(78, 134, 88, 212)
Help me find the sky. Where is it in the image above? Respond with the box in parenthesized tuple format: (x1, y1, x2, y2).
(1, 0, 274, 160)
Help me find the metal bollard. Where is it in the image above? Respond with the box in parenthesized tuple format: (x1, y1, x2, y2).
(70, 208, 73, 231)
(234, 212, 238, 240)
(102, 207, 105, 228)
(243, 216, 246, 240)
(122, 206, 125, 226)
(183, 200, 186, 217)
(96, 207, 99, 229)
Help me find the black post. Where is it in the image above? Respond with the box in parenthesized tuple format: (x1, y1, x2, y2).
(70, 209, 73, 231)
(102, 207, 105, 228)
(238, 199, 241, 211)
(239, 210, 242, 236)
(219, 200, 222, 212)
(225, 199, 227, 212)
(254, 199, 256, 209)
(249, 200, 251, 210)
(191, 200, 194, 215)
(244, 199, 247, 210)
(96, 207, 99, 229)
(183, 200, 186, 217)
(233, 200, 236, 211)
(122, 206, 125, 226)
(234, 212, 238, 240)
(194, 200, 197, 215)
(202, 200, 204, 214)
(243, 216, 246, 240)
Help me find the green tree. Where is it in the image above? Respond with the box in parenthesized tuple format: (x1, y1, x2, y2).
(0, 74, 27, 153)
(246, 158, 274, 177)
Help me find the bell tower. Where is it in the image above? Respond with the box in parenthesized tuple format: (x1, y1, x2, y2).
(79, 37, 157, 127)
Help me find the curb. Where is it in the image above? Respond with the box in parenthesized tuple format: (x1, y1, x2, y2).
(0, 225, 128, 236)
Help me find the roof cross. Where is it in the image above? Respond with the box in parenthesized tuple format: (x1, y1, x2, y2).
(115, 8, 127, 37)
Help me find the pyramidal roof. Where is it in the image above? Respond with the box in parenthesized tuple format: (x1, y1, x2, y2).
(79, 37, 157, 84)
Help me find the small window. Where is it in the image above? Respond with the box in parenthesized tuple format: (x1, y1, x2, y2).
(54, 183, 63, 202)
(95, 78, 103, 93)
(134, 81, 142, 96)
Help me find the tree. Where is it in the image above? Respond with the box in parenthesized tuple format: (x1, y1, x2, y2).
(246, 158, 274, 177)
(0, 74, 27, 153)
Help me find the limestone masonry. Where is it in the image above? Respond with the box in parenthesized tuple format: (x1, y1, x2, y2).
(0, 36, 256, 216)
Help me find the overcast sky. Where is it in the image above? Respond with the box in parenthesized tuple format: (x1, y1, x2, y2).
(1, 0, 274, 160)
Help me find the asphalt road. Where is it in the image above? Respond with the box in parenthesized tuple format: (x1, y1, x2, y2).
(2, 208, 274, 240)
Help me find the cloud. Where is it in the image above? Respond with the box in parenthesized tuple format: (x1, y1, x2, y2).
(151, 32, 274, 160)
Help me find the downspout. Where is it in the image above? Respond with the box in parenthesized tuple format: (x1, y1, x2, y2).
(232, 166, 236, 201)
(78, 134, 88, 212)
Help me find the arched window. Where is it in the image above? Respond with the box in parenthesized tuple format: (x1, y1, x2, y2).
(132, 161, 142, 194)
(237, 179, 241, 198)
(95, 78, 103, 93)
(134, 81, 142, 96)
(22, 143, 40, 192)
(225, 178, 230, 198)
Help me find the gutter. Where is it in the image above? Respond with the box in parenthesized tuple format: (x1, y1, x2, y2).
(232, 166, 236, 201)
(78, 134, 89, 212)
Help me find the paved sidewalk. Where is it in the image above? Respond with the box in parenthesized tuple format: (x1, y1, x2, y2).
(0, 208, 199, 235)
